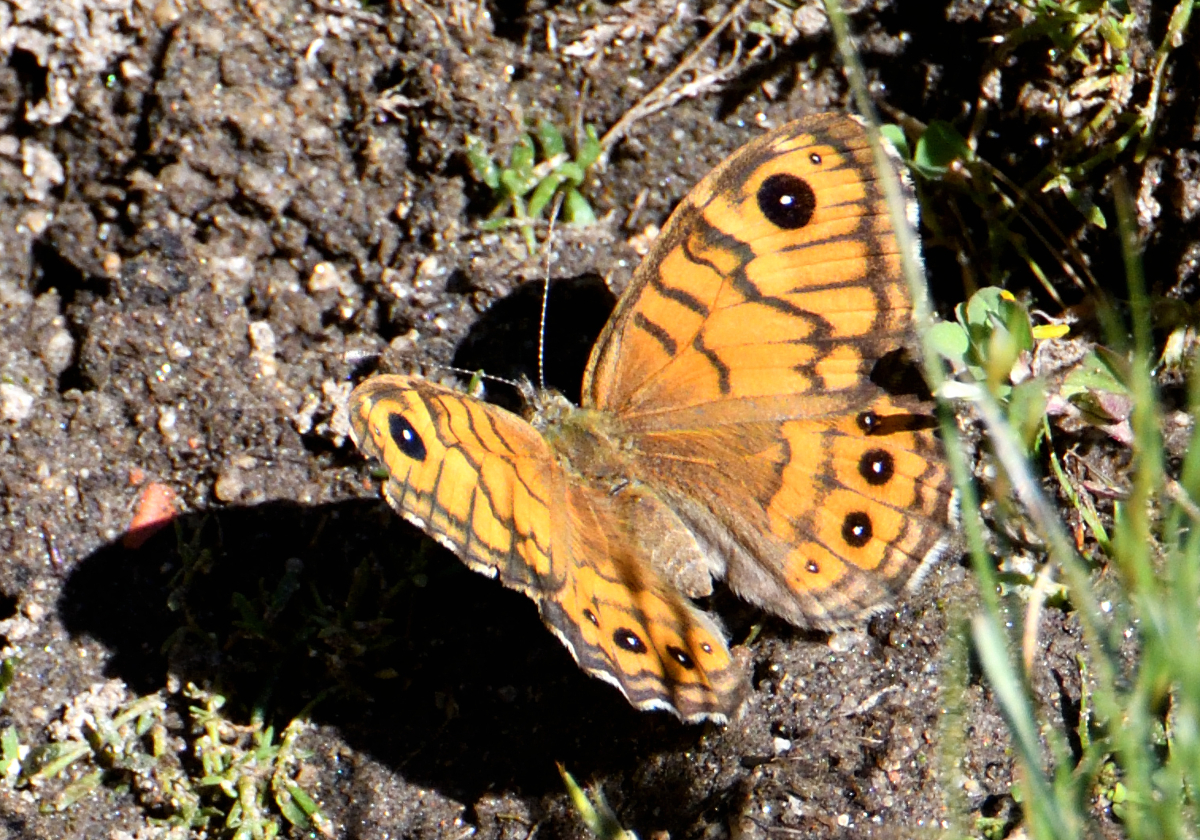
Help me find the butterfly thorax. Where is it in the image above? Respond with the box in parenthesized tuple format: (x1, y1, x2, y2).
(527, 386, 721, 600)
(528, 388, 633, 484)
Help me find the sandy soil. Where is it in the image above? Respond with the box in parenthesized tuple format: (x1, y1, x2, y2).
(0, 0, 1190, 837)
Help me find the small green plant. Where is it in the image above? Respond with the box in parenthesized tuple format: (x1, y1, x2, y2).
(890, 1, 1194, 298)
(558, 763, 638, 840)
(928, 287, 1067, 455)
(466, 120, 601, 254)
(959, 184, 1200, 840)
(882, 119, 971, 183)
(4, 674, 330, 837)
(11, 509, 431, 836)
(928, 285, 1136, 558)
(928, 287, 1038, 396)
(189, 687, 332, 838)
(1059, 345, 1134, 441)
(1006, 0, 1135, 69)
(974, 813, 1010, 840)
(887, 118, 1089, 301)
(929, 286, 1137, 452)
(1007, 0, 1192, 167)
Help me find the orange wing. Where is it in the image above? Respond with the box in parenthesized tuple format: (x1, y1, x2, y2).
(582, 114, 955, 627)
(348, 376, 746, 721)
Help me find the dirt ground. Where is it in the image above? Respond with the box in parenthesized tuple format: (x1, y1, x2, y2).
(0, 0, 1192, 837)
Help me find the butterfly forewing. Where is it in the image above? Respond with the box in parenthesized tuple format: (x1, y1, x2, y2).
(584, 114, 912, 422)
(350, 376, 554, 588)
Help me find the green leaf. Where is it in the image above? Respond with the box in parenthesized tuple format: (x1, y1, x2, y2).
(268, 560, 302, 618)
(563, 187, 597, 225)
(1082, 201, 1107, 229)
(527, 172, 566, 220)
(54, 769, 105, 810)
(1050, 182, 1108, 229)
(927, 321, 971, 364)
(275, 784, 311, 829)
(285, 781, 322, 817)
(1007, 379, 1049, 454)
(1098, 15, 1128, 50)
(913, 120, 971, 177)
(231, 592, 262, 634)
(964, 286, 1008, 330)
(21, 741, 90, 785)
(508, 134, 536, 183)
(500, 166, 536, 200)
(0, 726, 21, 776)
(879, 123, 910, 161)
(575, 125, 601, 170)
(0, 657, 16, 708)
(1001, 296, 1035, 353)
(556, 161, 586, 186)
(558, 763, 636, 840)
(1062, 347, 1131, 398)
(369, 464, 390, 480)
(465, 135, 500, 190)
(537, 120, 566, 159)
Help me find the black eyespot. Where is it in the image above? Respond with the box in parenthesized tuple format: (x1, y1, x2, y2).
(842, 512, 872, 548)
(856, 411, 880, 434)
(806, 560, 820, 574)
(809, 152, 822, 165)
(388, 413, 427, 461)
(583, 608, 599, 626)
(757, 173, 816, 230)
(667, 646, 696, 670)
(859, 448, 895, 486)
(613, 628, 648, 654)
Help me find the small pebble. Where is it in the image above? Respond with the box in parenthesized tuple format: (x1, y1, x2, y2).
(0, 383, 35, 422)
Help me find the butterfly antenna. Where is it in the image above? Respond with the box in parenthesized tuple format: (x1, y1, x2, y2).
(537, 191, 566, 392)
(425, 363, 523, 390)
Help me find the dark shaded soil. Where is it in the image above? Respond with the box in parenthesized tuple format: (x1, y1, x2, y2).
(0, 0, 1192, 837)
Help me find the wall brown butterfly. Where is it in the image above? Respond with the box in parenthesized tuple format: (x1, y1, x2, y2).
(349, 113, 955, 722)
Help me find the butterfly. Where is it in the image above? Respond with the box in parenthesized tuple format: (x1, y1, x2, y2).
(348, 113, 956, 723)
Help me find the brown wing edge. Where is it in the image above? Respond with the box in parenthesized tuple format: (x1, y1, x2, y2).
(903, 485, 962, 595)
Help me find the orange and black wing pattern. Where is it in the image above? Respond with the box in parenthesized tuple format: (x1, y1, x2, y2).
(349, 375, 745, 720)
(582, 114, 955, 627)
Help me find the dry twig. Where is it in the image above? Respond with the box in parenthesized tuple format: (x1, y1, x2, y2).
(596, 0, 758, 165)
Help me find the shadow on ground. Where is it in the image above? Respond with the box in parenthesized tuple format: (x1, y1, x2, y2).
(58, 498, 710, 803)
(57, 274, 709, 807)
